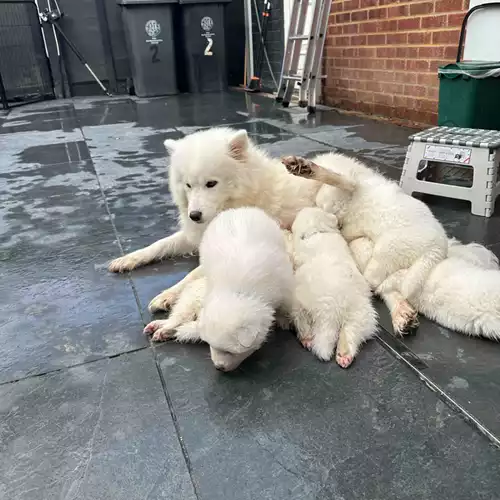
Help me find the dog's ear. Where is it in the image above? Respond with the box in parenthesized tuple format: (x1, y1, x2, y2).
(238, 304, 274, 349)
(164, 139, 177, 153)
(228, 130, 249, 161)
(324, 212, 339, 228)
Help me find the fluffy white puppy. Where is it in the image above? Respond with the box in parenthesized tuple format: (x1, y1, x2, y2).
(290, 207, 378, 367)
(350, 237, 500, 340)
(145, 207, 294, 371)
(282, 154, 448, 334)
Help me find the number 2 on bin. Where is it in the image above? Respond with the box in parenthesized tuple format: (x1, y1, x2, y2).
(204, 37, 213, 56)
(150, 45, 160, 63)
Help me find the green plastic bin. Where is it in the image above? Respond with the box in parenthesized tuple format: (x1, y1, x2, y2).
(438, 62, 500, 130)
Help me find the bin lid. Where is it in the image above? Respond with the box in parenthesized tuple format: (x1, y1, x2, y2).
(118, 0, 178, 5)
(179, 0, 231, 4)
(439, 61, 500, 79)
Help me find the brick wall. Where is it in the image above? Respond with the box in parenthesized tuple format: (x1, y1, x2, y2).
(323, 0, 469, 126)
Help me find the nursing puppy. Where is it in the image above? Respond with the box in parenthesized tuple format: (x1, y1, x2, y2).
(350, 237, 500, 340)
(282, 154, 448, 334)
(145, 207, 294, 371)
(291, 207, 377, 367)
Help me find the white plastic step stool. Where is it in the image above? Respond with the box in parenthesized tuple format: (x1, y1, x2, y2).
(400, 126, 500, 217)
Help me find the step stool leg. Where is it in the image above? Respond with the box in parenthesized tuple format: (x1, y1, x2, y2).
(399, 142, 425, 195)
(470, 148, 497, 217)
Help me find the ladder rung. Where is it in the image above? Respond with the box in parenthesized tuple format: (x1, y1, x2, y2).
(283, 75, 303, 81)
(289, 35, 309, 40)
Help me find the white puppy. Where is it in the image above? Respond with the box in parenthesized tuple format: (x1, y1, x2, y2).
(290, 207, 377, 367)
(350, 237, 500, 340)
(146, 207, 294, 371)
(282, 154, 448, 334)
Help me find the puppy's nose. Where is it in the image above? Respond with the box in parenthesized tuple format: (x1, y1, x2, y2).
(214, 364, 227, 372)
(189, 210, 203, 222)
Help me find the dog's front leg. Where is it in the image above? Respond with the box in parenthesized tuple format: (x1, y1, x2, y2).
(108, 231, 196, 273)
(148, 266, 205, 312)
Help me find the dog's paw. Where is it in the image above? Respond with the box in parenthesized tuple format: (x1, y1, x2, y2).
(392, 300, 419, 336)
(335, 352, 354, 369)
(108, 254, 141, 273)
(143, 320, 176, 342)
(281, 156, 316, 178)
(300, 336, 313, 350)
(148, 290, 178, 313)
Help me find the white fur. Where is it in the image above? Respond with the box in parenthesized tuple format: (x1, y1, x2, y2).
(157, 207, 294, 372)
(350, 237, 500, 340)
(291, 208, 377, 366)
(312, 153, 448, 301)
(109, 128, 325, 274)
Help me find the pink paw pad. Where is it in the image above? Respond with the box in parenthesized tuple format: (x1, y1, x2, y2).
(336, 354, 353, 369)
(143, 322, 160, 335)
(300, 337, 313, 350)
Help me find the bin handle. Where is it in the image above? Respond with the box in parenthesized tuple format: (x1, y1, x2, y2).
(457, 2, 500, 62)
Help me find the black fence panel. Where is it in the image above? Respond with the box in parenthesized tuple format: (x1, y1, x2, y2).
(0, 0, 54, 106)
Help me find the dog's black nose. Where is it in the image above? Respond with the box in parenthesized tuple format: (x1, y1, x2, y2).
(189, 211, 203, 222)
(215, 364, 227, 372)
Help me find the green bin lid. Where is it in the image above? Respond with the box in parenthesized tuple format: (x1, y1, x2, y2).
(439, 62, 500, 80)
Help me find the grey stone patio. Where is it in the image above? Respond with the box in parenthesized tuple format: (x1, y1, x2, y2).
(1, 92, 499, 500)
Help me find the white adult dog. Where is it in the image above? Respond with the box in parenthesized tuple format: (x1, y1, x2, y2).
(108, 127, 355, 312)
(350, 237, 500, 340)
(145, 207, 294, 372)
(290, 208, 377, 367)
(282, 154, 448, 334)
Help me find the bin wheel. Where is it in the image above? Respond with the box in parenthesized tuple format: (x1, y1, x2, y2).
(298, 100, 307, 108)
(282, 101, 290, 108)
(307, 106, 316, 114)
(276, 96, 283, 103)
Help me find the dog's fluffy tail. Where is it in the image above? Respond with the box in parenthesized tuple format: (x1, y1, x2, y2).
(400, 247, 446, 301)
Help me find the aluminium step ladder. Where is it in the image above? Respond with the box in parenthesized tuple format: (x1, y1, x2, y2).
(276, 0, 333, 113)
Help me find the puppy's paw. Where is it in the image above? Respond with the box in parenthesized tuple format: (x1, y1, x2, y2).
(143, 320, 176, 342)
(335, 352, 354, 369)
(108, 254, 141, 273)
(299, 336, 314, 350)
(281, 156, 316, 178)
(148, 290, 178, 313)
(311, 341, 334, 362)
(392, 300, 419, 336)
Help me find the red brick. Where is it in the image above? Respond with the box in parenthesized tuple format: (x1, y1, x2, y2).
(417, 72, 438, 86)
(410, 2, 434, 15)
(373, 92, 394, 106)
(435, 0, 465, 12)
(367, 33, 386, 45)
(376, 46, 397, 58)
(406, 59, 430, 71)
(432, 29, 461, 45)
(351, 34, 367, 45)
(396, 46, 418, 59)
(343, 0, 359, 9)
(395, 71, 417, 84)
(385, 59, 406, 70)
(397, 18, 421, 31)
(419, 46, 445, 59)
(388, 4, 409, 17)
(343, 23, 359, 34)
(369, 7, 387, 20)
(360, 21, 379, 33)
(408, 32, 432, 45)
(387, 32, 408, 45)
(448, 12, 466, 28)
(421, 15, 448, 29)
(351, 10, 368, 22)
(404, 84, 428, 98)
(336, 12, 351, 23)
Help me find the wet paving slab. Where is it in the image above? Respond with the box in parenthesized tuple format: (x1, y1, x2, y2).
(1, 92, 500, 499)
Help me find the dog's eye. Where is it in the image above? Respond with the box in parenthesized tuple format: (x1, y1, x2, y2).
(186, 183, 191, 189)
(206, 180, 218, 188)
